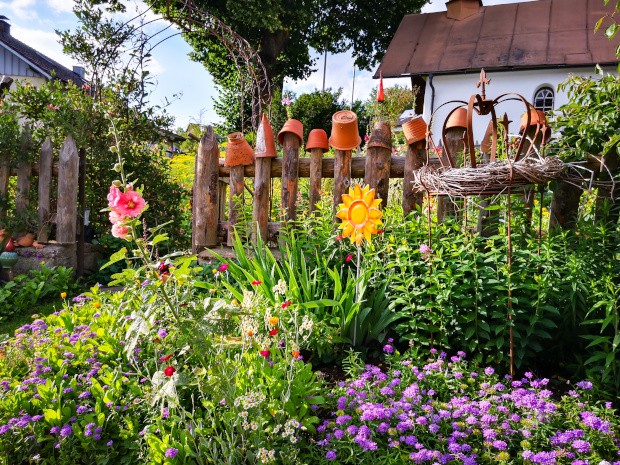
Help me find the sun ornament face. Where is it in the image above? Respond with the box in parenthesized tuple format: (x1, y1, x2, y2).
(336, 184, 383, 245)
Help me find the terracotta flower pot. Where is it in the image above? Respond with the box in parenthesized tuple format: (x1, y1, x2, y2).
(255, 114, 277, 158)
(402, 116, 428, 145)
(224, 132, 255, 167)
(277, 119, 304, 145)
(367, 121, 392, 149)
(305, 129, 329, 153)
(445, 107, 468, 129)
(329, 110, 362, 150)
(519, 109, 547, 132)
(16, 232, 35, 247)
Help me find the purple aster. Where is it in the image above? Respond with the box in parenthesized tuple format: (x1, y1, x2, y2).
(60, 424, 73, 437)
(158, 328, 168, 339)
(165, 447, 179, 458)
(326, 450, 337, 460)
(571, 439, 591, 454)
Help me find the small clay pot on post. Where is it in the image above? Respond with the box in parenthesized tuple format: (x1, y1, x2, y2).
(306, 129, 329, 213)
(278, 119, 303, 222)
(225, 132, 255, 246)
(402, 116, 428, 216)
(253, 114, 278, 244)
(330, 111, 361, 210)
(364, 121, 392, 205)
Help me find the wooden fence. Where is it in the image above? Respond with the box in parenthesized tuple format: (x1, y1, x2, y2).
(191, 124, 434, 255)
(0, 134, 86, 274)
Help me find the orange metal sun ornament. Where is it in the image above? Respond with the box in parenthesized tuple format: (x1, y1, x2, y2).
(336, 185, 383, 245)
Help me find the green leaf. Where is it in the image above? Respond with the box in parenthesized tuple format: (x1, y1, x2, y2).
(100, 247, 127, 270)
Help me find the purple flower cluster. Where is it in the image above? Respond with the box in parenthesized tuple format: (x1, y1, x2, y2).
(316, 353, 620, 463)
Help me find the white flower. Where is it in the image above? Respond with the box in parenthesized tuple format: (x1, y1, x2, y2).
(272, 279, 287, 296)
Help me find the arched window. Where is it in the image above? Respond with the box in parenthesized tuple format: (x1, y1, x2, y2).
(533, 87, 554, 112)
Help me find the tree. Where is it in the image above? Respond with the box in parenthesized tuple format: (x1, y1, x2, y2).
(146, 0, 428, 111)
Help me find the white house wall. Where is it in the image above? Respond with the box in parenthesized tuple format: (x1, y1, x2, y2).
(0, 46, 45, 78)
(422, 66, 618, 146)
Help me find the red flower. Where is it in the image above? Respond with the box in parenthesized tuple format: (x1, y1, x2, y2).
(164, 366, 176, 377)
(252, 280, 262, 285)
(292, 350, 300, 359)
(336, 235, 343, 241)
(218, 263, 229, 272)
(281, 301, 292, 309)
(345, 254, 353, 263)
(377, 230, 384, 234)
(160, 354, 173, 362)
(259, 350, 270, 358)
(269, 328, 279, 336)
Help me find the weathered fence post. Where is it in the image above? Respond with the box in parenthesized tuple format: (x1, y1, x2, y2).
(37, 138, 53, 242)
(402, 141, 425, 216)
(56, 135, 79, 244)
(253, 115, 277, 243)
(306, 129, 329, 214)
(364, 121, 392, 206)
(192, 126, 220, 253)
(0, 155, 9, 222)
(15, 129, 33, 218)
(437, 127, 465, 222)
(334, 149, 352, 209)
(76, 147, 87, 277)
(281, 132, 300, 221)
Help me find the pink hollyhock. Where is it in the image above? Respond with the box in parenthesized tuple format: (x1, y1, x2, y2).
(107, 185, 121, 209)
(108, 210, 126, 225)
(111, 222, 130, 239)
(114, 190, 146, 218)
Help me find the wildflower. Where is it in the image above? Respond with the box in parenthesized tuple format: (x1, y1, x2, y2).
(281, 97, 292, 105)
(292, 350, 300, 359)
(218, 263, 228, 272)
(326, 450, 337, 460)
(247, 330, 254, 337)
(383, 343, 394, 354)
(111, 223, 130, 239)
(60, 292, 67, 299)
(164, 447, 179, 458)
(252, 280, 262, 285)
(163, 366, 176, 377)
(93, 302, 100, 309)
(281, 301, 292, 309)
(260, 350, 270, 358)
(575, 380, 593, 390)
(336, 235, 343, 241)
(419, 244, 432, 255)
(268, 316, 279, 326)
(158, 328, 168, 339)
(106, 440, 113, 446)
(113, 190, 146, 217)
(269, 328, 279, 336)
(345, 254, 353, 262)
(60, 424, 73, 437)
(160, 354, 173, 362)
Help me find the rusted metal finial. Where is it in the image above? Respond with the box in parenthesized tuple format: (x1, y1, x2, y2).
(476, 69, 491, 100)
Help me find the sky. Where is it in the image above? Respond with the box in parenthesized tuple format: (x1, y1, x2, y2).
(0, 0, 532, 130)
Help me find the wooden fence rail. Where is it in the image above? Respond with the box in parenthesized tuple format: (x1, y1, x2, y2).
(192, 125, 438, 254)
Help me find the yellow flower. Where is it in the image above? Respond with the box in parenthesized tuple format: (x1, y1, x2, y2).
(336, 184, 382, 245)
(93, 302, 101, 309)
(268, 316, 279, 326)
(60, 292, 67, 299)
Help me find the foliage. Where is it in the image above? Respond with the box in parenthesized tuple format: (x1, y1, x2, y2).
(596, 0, 620, 57)
(550, 68, 620, 162)
(311, 349, 620, 464)
(0, 265, 79, 322)
(366, 84, 418, 128)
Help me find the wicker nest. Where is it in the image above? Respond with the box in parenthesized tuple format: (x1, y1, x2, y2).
(413, 156, 567, 196)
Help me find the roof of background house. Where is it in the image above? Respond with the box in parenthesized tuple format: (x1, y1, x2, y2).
(376, 0, 619, 78)
(0, 18, 86, 85)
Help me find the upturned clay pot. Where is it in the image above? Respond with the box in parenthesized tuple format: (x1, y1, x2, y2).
(305, 129, 329, 153)
(329, 110, 362, 150)
(367, 121, 392, 150)
(277, 119, 304, 145)
(402, 116, 428, 145)
(519, 109, 547, 132)
(254, 114, 277, 158)
(16, 232, 35, 247)
(445, 107, 468, 129)
(224, 132, 255, 167)
(33, 241, 45, 250)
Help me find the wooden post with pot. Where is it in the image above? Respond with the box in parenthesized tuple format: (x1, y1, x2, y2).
(56, 135, 79, 244)
(331, 111, 361, 209)
(306, 129, 329, 214)
(192, 126, 220, 253)
(253, 114, 277, 243)
(402, 116, 428, 216)
(224, 132, 254, 247)
(279, 119, 303, 222)
(37, 138, 53, 243)
(364, 121, 392, 206)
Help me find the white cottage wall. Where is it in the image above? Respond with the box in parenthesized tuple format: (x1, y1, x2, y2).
(422, 66, 618, 148)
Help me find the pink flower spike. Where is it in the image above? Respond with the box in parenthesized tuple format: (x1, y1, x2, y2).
(107, 185, 121, 209)
(111, 223, 130, 239)
(114, 190, 146, 218)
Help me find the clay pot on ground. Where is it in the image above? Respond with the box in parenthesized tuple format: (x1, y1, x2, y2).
(278, 119, 304, 146)
(329, 110, 362, 150)
(16, 232, 35, 247)
(255, 114, 278, 158)
(367, 120, 392, 150)
(225, 132, 255, 167)
(402, 116, 428, 145)
(305, 129, 329, 153)
(445, 107, 468, 129)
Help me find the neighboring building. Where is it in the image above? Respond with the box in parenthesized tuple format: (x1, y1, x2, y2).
(0, 16, 86, 90)
(376, 0, 619, 144)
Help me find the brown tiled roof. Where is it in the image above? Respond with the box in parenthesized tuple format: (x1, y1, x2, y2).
(0, 28, 86, 85)
(376, 0, 619, 78)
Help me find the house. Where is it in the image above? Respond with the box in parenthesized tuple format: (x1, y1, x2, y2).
(0, 16, 86, 91)
(376, 0, 619, 144)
